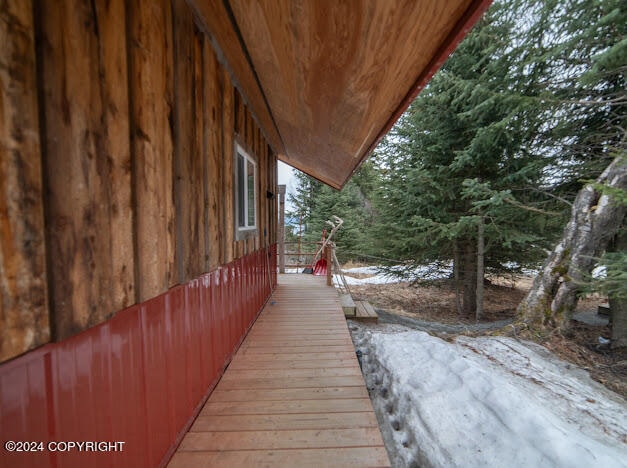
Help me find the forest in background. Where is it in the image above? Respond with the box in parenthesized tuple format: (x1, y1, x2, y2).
(288, 0, 625, 338)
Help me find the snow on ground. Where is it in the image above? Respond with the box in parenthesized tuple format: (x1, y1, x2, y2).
(339, 262, 539, 285)
(338, 264, 452, 286)
(337, 265, 401, 285)
(349, 322, 627, 468)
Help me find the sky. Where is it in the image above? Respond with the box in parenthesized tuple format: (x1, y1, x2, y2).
(278, 160, 296, 212)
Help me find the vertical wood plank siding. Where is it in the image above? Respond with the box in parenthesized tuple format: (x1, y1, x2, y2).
(204, 38, 224, 270)
(0, 0, 49, 361)
(0, 0, 289, 466)
(128, 0, 176, 302)
(0, 0, 277, 358)
(222, 68, 235, 264)
(173, 0, 207, 282)
(38, 0, 135, 340)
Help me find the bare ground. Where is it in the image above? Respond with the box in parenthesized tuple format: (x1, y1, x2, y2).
(347, 274, 627, 398)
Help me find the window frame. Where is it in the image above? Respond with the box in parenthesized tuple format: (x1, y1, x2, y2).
(234, 139, 258, 240)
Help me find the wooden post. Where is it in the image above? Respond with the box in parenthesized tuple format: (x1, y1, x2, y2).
(278, 184, 286, 273)
(326, 245, 333, 286)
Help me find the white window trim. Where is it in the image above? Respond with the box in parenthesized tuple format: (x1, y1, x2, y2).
(234, 141, 258, 240)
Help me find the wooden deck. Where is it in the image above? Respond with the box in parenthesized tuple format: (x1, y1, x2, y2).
(169, 274, 390, 467)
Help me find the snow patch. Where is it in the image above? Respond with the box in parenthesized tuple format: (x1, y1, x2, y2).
(349, 323, 627, 468)
(339, 264, 452, 285)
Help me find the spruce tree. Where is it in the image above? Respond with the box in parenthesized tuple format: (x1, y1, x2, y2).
(288, 162, 380, 263)
(374, 0, 564, 316)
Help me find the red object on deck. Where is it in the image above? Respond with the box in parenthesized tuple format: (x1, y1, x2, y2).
(312, 258, 328, 276)
(0, 246, 277, 468)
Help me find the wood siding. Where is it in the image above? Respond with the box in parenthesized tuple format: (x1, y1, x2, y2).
(0, 0, 277, 360)
(0, 0, 49, 361)
(38, 0, 136, 340)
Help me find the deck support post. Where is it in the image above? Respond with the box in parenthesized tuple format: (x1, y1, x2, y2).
(278, 184, 286, 273)
(326, 245, 333, 286)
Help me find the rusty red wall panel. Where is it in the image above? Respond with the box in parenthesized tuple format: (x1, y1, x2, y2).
(234, 259, 243, 350)
(197, 275, 214, 395)
(140, 294, 175, 466)
(246, 255, 253, 328)
(168, 285, 193, 435)
(209, 270, 222, 377)
(0, 348, 53, 468)
(52, 328, 113, 467)
(183, 281, 202, 416)
(221, 266, 231, 364)
(0, 247, 274, 468)
(107, 305, 148, 466)
(228, 263, 238, 354)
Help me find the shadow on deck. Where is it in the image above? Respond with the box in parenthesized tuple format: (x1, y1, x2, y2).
(169, 274, 390, 467)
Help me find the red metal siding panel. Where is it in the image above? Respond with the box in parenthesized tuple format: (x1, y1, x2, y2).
(184, 280, 203, 412)
(209, 270, 222, 378)
(51, 327, 114, 467)
(107, 305, 149, 466)
(224, 265, 235, 356)
(0, 349, 53, 468)
(255, 250, 261, 311)
(140, 294, 174, 466)
(233, 259, 243, 350)
(248, 254, 254, 327)
(207, 274, 218, 385)
(198, 274, 214, 391)
(167, 285, 192, 434)
(217, 266, 226, 364)
(257, 250, 263, 320)
(0, 249, 273, 468)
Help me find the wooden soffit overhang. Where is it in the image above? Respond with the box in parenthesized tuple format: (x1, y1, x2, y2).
(192, 0, 492, 189)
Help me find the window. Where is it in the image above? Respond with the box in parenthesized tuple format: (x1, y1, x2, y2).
(235, 142, 257, 237)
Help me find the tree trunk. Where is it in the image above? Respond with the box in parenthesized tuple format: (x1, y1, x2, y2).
(462, 239, 477, 317)
(453, 242, 463, 315)
(518, 156, 627, 329)
(476, 217, 485, 321)
(609, 225, 627, 348)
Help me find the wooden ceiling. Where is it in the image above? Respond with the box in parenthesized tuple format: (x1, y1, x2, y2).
(193, 0, 492, 188)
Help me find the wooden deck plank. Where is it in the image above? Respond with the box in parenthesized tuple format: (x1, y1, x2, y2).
(169, 274, 389, 467)
(178, 428, 385, 450)
(216, 375, 367, 389)
(237, 345, 357, 355)
(229, 351, 358, 362)
(247, 329, 349, 335)
(354, 300, 380, 323)
(228, 358, 358, 370)
(241, 340, 354, 348)
(190, 412, 381, 432)
(200, 398, 375, 416)
(209, 386, 369, 402)
(169, 447, 390, 467)
(222, 367, 363, 378)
